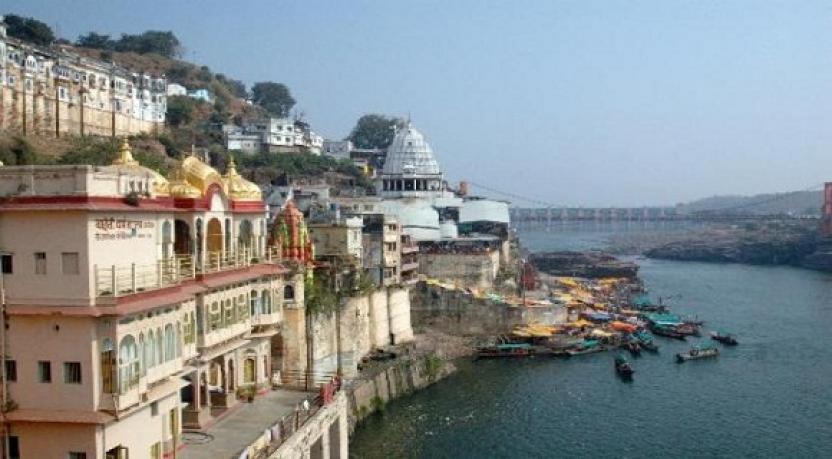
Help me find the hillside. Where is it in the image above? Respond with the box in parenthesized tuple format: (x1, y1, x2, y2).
(678, 190, 822, 216)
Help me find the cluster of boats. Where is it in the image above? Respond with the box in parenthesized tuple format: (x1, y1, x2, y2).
(474, 295, 741, 380)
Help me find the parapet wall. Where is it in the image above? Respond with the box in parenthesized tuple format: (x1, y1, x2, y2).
(410, 282, 567, 335)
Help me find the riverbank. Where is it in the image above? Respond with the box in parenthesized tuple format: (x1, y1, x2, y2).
(350, 230, 832, 458)
(603, 220, 832, 271)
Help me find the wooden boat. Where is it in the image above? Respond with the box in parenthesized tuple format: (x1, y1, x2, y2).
(676, 323, 701, 337)
(476, 343, 534, 358)
(565, 340, 605, 357)
(615, 355, 634, 378)
(676, 344, 719, 363)
(710, 331, 738, 346)
(650, 324, 686, 340)
(634, 331, 659, 352)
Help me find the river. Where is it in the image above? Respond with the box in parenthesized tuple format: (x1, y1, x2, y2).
(350, 225, 832, 458)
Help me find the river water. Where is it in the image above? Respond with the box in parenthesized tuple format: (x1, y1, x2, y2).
(350, 225, 832, 458)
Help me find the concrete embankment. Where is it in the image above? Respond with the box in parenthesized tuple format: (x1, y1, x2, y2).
(344, 352, 456, 434)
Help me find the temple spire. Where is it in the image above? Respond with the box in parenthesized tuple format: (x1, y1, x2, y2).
(112, 138, 138, 166)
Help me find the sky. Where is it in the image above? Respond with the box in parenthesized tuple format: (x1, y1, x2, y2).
(5, 0, 832, 206)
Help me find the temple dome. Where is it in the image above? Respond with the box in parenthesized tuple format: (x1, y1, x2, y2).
(168, 166, 201, 198)
(181, 154, 223, 194)
(381, 124, 442, 176)
(223, 157, 262, 201)
(106, 138, 170, 196)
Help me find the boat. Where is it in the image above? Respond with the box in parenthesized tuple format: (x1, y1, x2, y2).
(565, 339, 605, 356)
(615, 355, 634, 378)
(649, 324, 686, 340)
(476, 343, 534, 358)
(710, 331, 738, 346)
(676, 344, 719, 363)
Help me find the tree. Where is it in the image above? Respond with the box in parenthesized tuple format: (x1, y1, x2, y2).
(347, 114, 404, 150)
(165, 96, 197, 127)
(216, 74, 248, 98)
(114, 31, 182, 58)
(251, 82, 295, 117)
(76, 32, 114, 50)
(4, 14, 55, 46)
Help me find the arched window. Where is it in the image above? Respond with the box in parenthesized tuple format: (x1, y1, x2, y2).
(119, 335, 139, 393)
(284, 285, 294, 301)
(262, 289, 270, 314)
(145, 330, 156, 368)
(250, 290, 259, 316)
(164, 324, 175, 361)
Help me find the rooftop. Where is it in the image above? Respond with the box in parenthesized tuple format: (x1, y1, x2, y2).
(381, 123, 442, 177)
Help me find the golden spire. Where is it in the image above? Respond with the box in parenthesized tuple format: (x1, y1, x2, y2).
(227, 155, 238, 175)
(112, 138, 139, 166)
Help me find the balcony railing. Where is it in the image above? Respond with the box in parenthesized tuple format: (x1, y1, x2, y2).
(94, 247, 282, 298)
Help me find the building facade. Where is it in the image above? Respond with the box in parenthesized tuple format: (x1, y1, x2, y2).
(0, 17, 167, 138)
(0, 141, 307, 459)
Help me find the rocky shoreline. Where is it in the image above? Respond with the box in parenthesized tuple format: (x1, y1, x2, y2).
(605, 220, 832, 271)
(530, 251, 639, 279)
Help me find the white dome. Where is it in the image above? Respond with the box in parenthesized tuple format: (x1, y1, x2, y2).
(381, 199, 441, 241)
(382, 124, 442, 176)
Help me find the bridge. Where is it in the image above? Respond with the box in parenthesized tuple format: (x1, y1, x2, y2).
(508, 207, 819, 225)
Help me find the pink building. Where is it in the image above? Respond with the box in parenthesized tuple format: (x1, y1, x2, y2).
(0, 141, 306, 458)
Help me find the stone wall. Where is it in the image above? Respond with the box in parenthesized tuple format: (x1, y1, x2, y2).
(345, 354, 456, 433)
(410, 282, 567, 336)
(418, 250, 500, 289)
(310, 286, 415, 377)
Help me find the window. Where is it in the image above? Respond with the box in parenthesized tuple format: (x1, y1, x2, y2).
(64, 362, 82, 384)
(284, 285, 295, 301)
(1, 254, 12, 274)
(151, 401, 159, 416)
(62, 252, 80, 275)
(164, 325, 175, 361)
(119, 335, 139, 393)
(69, 453, 87, 459)
(38, 361, 51, 383)
(8, 436, 19, 459)
(5, 360, 16, 382)
(34, 252, 47, 275)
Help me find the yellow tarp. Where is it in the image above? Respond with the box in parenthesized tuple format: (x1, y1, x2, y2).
(567, 319, 594, 328)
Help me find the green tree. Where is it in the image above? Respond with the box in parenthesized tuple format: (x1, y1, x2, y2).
(4, 14, 55, 46)
(347, 114, 404, 149)
(251, 82, 295, 117)
(166, 96, 197, 127)
(76, 32, 114, 49)
(114, 30, 182, 58)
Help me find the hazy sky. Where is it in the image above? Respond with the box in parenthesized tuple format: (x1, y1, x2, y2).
(6, 0, 832, 206)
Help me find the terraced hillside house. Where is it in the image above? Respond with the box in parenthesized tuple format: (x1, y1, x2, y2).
(0, 16, 167, 138)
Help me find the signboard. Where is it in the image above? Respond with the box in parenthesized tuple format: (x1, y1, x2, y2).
(94, 217, 155, 241)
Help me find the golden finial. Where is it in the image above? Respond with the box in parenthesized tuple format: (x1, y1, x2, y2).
(112, 137, 138, 166)
(226, 155, 238, 176)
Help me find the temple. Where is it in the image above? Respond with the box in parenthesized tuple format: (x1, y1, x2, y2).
(0, 140, 313, 458)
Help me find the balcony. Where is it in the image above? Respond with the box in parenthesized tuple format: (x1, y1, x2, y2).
(401, 262, 419, 272)
(401, 244, 419, 255)
(94, 248, 281, 298)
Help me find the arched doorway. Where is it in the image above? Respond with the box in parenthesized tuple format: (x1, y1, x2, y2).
(206, 218, 223, 255)
(244, 358, 256, 384)
(238, 220, 252, 255)
(174, 220, 191, 256)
